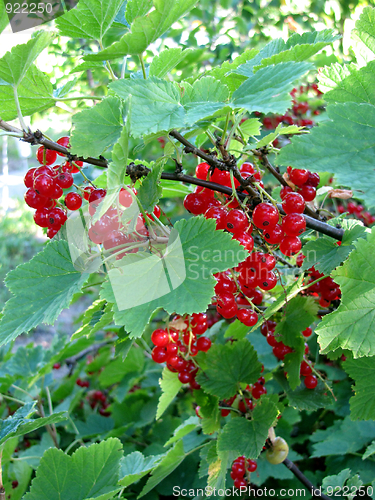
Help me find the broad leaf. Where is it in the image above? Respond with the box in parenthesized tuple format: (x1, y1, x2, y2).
(323, 61, 375, 105)
(70, 96, 124, 158)
(344, 357, 375, 420)
(119, 451, 163, 487)
(0, 1, 8, 34)
(231, 62, 312, 115)
(139, 441, 186, 497)
(278, 103, 375, 209)
(56, 0, 124, 41)
(23, 438, 123, 500)
(208, 48, 257, 92)
(75, 414, 114, 438)
(351, 6, 375, 66)
(196, 339, 262, 399)
(150, 48, 193, 78)
(301, 219, 367, 275)
(0, 31, 53, 87)
(137, 163, 163, 213)
(109, 99, 130, 190)
(0, 241, 88, 346)
(72, 300, 114, 340)
(100, 216, 247, 337)
(316, 228, 375, 358)
(125, 0, 153, 24)
(85, 0, 199, 60)
(318, 62, 354, 93)
(217, 396, 279, 460)
(165, 416, 200, 446)
(156, 367, 182, 419)
(0, 65, 54, 121)
(363, 441, 375, 460)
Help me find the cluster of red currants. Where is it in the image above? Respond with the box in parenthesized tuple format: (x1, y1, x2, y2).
(230, 456, 257, 489)
(221, 367, 266, 417)
(87, 390, 111, 417)
(338, 201, 375, 227)
(150, 313, 211, 387)
(23, 138, 84, 238)
(304, 266, 341, 308)
(283, 165, 320, 202)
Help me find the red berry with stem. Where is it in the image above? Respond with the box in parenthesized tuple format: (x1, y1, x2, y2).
(289, 168, 309, 186)
(282, 213, 306, 236)
(24, 188, 48, 209)
(36, 146, 57, 166)
(204, 206, 228, 230)
(151, 329, 169, 347)
(195, 162, 210, 180)
(252, 382, 267, 399)
(83, 186, 94, 200)
(279, 236, 302, 256)
(233, 478, 247, 489)
(257, 271, 277, 291)
(53, 363, 61, 369)
(225, 209, 248, 233)
(302, 327, 312, 337)
(298, 185, 316, 202)
(24, 168, 36, 188)
(260, 320, 276, 336)
(231, 463, 246, 477)
(263, 224, 284, 244)
(282, 192, 305, 214)
(247, 460, 257, 472)
(183, 193, 209, 215)
(65, 192, 82, 210)
(50, 183, 63, 200)
(304, 374, 318, 389)
(300, 361, 312, 376)
(196, 336, 211, 352)
(178, 371, 192, 384)
(267, 333, 279, 347)
(233, 231, 254, 252)
(280, 185, 293, 200)
(305, 172, 320, 187)
(237, 308, 258, 326)
(56, 172, 74, 189)
(56, 136, 70, 155)
(48, 207, 67, 229)
(34, 208, 50, 228)
(252, 203, 279, 229)
(151, 346, 167, 363)
(33, 174, 55, 197)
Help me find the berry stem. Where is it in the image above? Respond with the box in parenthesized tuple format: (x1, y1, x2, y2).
(139, 53, 147, 79)
(13, 86, 28, 132)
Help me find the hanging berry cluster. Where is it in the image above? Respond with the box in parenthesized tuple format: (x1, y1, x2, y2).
(338, 201, 375, 227)
(230, 456, 258, 489)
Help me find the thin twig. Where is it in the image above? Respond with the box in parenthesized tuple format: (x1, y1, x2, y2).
(283, 458, 331, 500)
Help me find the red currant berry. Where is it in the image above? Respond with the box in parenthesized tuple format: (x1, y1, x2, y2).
(36, 147, 57, 166)
(48, 207, 67, 229)
(178, 370, 192, 384)
(83, 186, 94, 200)
(231, 463, 245, 477)
(24, 188, 48, 209)
(282, 213, 306, 236)
(56, 172, 74, 189)
(267, 333, 279, 347)
(289, 168, 309, 186)
(263, 224, 284, 244)
(196, 336, 211, 352)
(204, 206, 228, 230)
(252, 382, 267, 399)
(33, 174, 55, 197)
(260, 320, 276, 336)
(298, 185, 316, 202)
(282, 192, 305, 214)
(50, 183, 63, 200)
(300, 361, 312, 376)
(34, 208, 50, 228)
(273, 343, 293, 360)
(257, 271, 277, 291)
(195, 162, 210, 180)
(237, 308, 258, 327)
(47, 227, 59, 239)
(225, 209, 248, 233)
(56, 136, 70, 155)
(65, 192, 82, 210)
(247, 460, 257, 472)
(151, 329, 169, 347)
(252, 203, 279, 229)
(183, 193, 208, 215)
(279, 236, 302, 256)
(304, 374, 318, 389)
(233, 478, 247, 489)
(53, 363, 61, 369)
(151, 346, 167, 363)
(24, 168, 37, 188)
(280, 186, 293, 200)
(233, 231, 254, 252)
(302, 327, 312, 337)
(305, 172, 320, 187)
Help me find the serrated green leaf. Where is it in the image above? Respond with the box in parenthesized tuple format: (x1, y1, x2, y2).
(150, 48, 193, 78)
(17, 433, 55, 469)
(344, 357, 375, 420)
(316, 228, 375, 357)
(301, 219, 367, 275)
(0, 65, 54, 121)
(0, 1, 8, 34)
(278, 102, 375, 209)
(23, 438, 123, 500)
(194, 391, 221, 434)
(223, 319, 249, 340)
(0, 241, 88, 346)
(0, 31, 53, 87)
(363, 440, 375, 460)
(231, 62, 312, 115)
(253, 123, 305, 149)
(208, 48, 257, 92)
(125, 0, 153, 24)
(75, 414, 114, 439)
(274, 372, 333, 411)
(139, 440, 186, 497)
(322, 469, 351, 494)
(318, 62, 354, 93)
(0, 403, 68, 446)
(72, 300, 114, 340)
(323, 61, 375, 105)
(110, 76, 228, 136)
(160, 179, 191, 198)
(165, 416, 200, 446)
(70, 60, 106, 73)
(217, 396, 279, 460)
(119, 451, 163, 487)
(100, 216, 247, 337)
(137, 163, 163, 213)
(98, 347, 144, 387)
(2, 345, 45, 378)
(70, 96, 123, 158)
(56, 0, 124, 41)
(311, 416, 375, 457)
(196, 339, 261, 399)
(85, 0, 199, 60)
(239, 118, 261, 137)
(156, 367, 182, 419)
(352, 6, 375, 66)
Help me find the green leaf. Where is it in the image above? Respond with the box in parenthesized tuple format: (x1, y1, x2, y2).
(311, 416, 375, 457)
(156, 367, 182, 419)
(196, 339, 261, 399)
(125, 0, 153, 24)
(252, 123, 305, 149)
(279, 102, 375, 209)
(85, 0, 199, 60)
(223, 319, 249, 340)
(351, 6, 375, 66)
(318, 62, 354, 93)
(70, 96, 123, 158)
(255, 30, 341, 69)
(0, 31, 53, 87)
(0, 403, 68, 446)
(217, 396, 279, 459)
(119, 451, 163, 487)
(150, 48, 193, 78)
(208, 48, 257, 92)
(70, 60, 106, 74)
(100, 216, 247, 337)
(17, 433, 56, 469)
(165, 416, 200, 446)
(0, 1, 9, 34)
(72, 300, 114, 340)
(0, 241, 88, 346)
(274, 372, 333, 411)
(56, 0, 124, 41)
(316, 228, 375, 357)
(301, 219, 367, 275)
(344, 357, 375, 420)
(160, 179, 191, 198)
(323, 61, 375, 105)
(363, 440, 375, 460)
(231, 62, 312, 115)
(23, 438, 123, 500)
(322, 469, 351, 494)
(275, 296, 318, 389)
(75, 414, 114, 439)
(137, 163, 163, 213)
(3, 345, 45, 378)
(0, 65, 54, 121)
(98, 347, 144, 387)
(139, 441, 186, 497)
(110, 76, 228, 136)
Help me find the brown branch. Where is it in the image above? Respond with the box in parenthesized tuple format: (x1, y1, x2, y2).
(283, 458, 331, 500)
